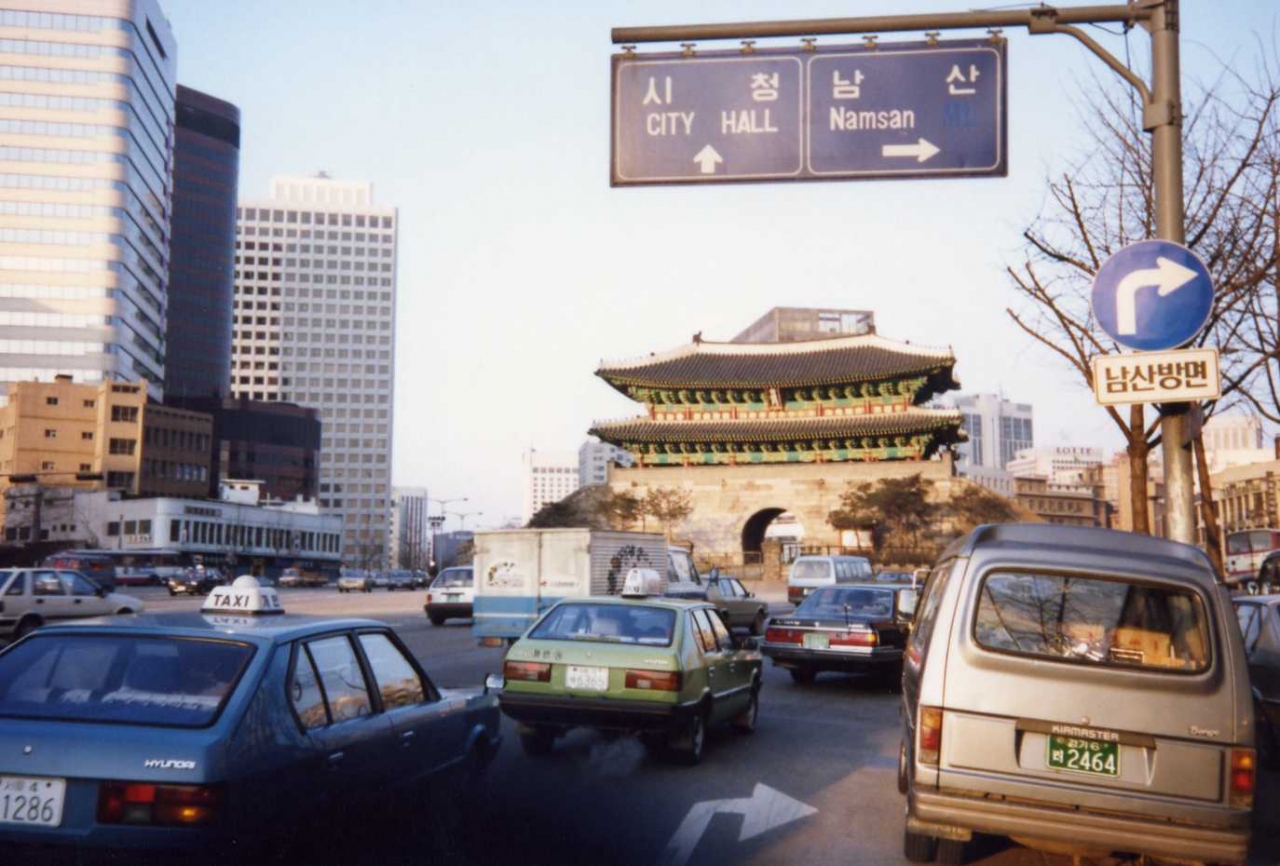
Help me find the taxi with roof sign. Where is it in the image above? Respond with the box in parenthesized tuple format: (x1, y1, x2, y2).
(493, 568, 763, 764)
(0, 576, 501, 858)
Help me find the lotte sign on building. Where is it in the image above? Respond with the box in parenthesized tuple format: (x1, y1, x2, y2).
(611, 39, 1007, 186)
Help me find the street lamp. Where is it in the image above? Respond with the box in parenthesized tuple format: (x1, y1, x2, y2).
(448, 510, 483, 531)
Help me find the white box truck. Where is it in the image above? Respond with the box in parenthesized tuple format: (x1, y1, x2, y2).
(471, 529, 677, 645)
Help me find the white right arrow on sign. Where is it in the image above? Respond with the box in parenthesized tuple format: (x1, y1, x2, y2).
(1114, 256, 1199, 335)
(881, 138, 941, 163)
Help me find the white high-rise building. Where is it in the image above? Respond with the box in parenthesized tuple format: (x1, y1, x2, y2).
(578, 438, 633, 487)
(949, 393, 1034, 471)
(523, 449, 578, 524)
(231, 176, 397, 567)
(390, 486, 428, 571)
(0, 1, 176, 404)
(1007, 445, 1105, 487)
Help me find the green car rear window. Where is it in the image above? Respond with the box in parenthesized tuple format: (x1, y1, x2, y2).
(974, 572, 1211, 673)
(530, 603, 677, 646)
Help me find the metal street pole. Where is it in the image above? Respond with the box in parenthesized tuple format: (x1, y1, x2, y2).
(1148, 1, 1197, 544)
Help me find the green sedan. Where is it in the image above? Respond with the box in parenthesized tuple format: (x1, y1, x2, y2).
(497, 595, 762, 764)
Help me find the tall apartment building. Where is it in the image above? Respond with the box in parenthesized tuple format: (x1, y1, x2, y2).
(1007, 445, 1105, 487)
(165, 84, 238, 401)
(231, 176, 397, 567)
(0, 2, 176, 403)
(390, 486, 428, 570)
(523, 449, 578, 524)
(732, 307, 875, 344)
(578, 438, 632, 487)
(949, 393, 1034, 471)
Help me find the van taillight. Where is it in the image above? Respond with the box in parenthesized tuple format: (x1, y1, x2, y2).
(1230, 748, 1255, 808)
(97, 782, 222, 826)
(625, 669, 682, 691)
(919, 706, 943, 766)
(765, 627, 802, 644)
(503, 660, 551, 682)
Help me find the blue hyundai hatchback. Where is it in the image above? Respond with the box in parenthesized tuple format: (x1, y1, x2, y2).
(0, 577, 501, 858)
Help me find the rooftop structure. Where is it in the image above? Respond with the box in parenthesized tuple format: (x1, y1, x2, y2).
(592, 333, 964, 466)
(732, 307, 875, 344)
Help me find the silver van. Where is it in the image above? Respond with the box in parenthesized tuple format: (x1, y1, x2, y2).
(786, 554, 872, 605)
(900, 524, 1253, 866)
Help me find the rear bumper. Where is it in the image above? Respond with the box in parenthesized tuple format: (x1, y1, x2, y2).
(910, 787, 1250, 865)
(762, 644, 901, 671)
(499, 691, 696, 733)
(426, 603, 473, 619)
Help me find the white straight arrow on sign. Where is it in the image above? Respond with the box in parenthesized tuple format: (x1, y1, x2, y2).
(693, 145, 724, 174)
(655, 783, 817, 866)
(881, 138, 941, 163)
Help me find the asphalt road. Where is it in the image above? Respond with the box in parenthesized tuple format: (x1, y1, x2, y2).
(96, 587, 1280, 866)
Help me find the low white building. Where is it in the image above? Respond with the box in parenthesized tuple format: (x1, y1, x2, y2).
(1008, 446, 1105, 487)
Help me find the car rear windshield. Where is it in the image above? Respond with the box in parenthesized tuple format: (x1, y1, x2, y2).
(790, 560, 833, 584)
(0, 635, 255, 727)
(974, 572, 1211, 673)
(433, 569, 472, 588)
(530, 603, 677, 646)
(797, 586, 896, 620)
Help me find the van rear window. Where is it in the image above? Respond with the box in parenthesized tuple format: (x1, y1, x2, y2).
(791, 560, 833, 583)
(974, 572, 1210, 673)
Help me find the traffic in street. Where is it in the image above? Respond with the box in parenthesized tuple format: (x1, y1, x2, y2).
(10, 578, 1265, 866)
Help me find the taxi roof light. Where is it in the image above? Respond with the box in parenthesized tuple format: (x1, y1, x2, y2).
(620, 568, 663, 598)
(201, 575, 285, 616)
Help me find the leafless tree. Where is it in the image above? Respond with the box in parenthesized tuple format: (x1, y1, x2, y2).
(1007, 52, 1280, 558)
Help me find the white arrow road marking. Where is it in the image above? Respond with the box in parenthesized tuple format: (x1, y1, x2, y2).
(693, 145, 723, 174)
(881, 138, 941, 163)
(655, 783, 817, 866)
(1113, 256, 1199, 335)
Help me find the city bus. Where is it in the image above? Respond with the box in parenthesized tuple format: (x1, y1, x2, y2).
(1225, 529, 1280, 588)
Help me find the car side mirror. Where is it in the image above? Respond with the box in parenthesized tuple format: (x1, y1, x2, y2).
(898, 589, 920, 619)
(484, 673, 504, 694)
(94, 587, 106, 598)
(734, 636, 759, 652)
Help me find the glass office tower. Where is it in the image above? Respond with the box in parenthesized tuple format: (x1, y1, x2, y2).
(0, 1, 176, 404)
(165, 84, 237, 401)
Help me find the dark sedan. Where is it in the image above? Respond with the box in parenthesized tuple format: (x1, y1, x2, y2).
(761, 583, 918, 685)
(1233, 594, 1280, 766)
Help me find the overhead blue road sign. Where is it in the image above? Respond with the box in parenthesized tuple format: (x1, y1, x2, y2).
(611, 39, 1007, 186)
(1090, 240, 1214, 351)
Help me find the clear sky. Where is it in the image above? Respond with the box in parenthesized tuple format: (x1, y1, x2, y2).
(164, 0, 1279, 530)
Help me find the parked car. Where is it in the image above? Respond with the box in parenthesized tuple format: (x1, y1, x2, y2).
(900, 524, 1253, 866)
(370, 572, 391, 589)
(412, 570, 429, 589)
(762, 583, 916, 685)
(337, 574, 372, 593)
(0, 569, 144, 640)
(1232, 594, 1280, 767)
(40, 551, 117, 592)
(165, 566, 227, 597)
(386, 570, 415, 591)
(786, 554, 872, 605)
(703, 572, 769, 635)
(278, 567, 328, 588)
(0, 577, 502, 858)
(426, 567, 474, 626)
(494, 570, 762, 764)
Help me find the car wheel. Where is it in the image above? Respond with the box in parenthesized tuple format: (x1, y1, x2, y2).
(898, 740, 911, 795)
(13, 616, 40, 639)
(903, 828, 937, 863)
(672, 709, 707, 765)
(731, 687, 759, 734)
(519, 726, 555, 757)
(429, 613, 446, 626)
(936, 838, 966, 866)
(750, 610, 766, 636)
(168, 586, 176, 596)
(789, 667, 816, 685)
(116, 608, 133, 615)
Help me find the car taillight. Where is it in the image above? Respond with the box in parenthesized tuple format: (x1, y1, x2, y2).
(1230, 748, 1255, 808)
(426, 594, 433, 603)
(831, 630, 878, 647)
(97, 782, 222, 826)
(919, 706, 943, 766)
(503, 660, 551, 682)
(765, 627, 802, 644)
(625, 669, 682, 691)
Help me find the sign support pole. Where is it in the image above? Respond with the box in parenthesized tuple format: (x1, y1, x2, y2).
(614, 0, 1200, 542)
(1147, 1, 1197, 545)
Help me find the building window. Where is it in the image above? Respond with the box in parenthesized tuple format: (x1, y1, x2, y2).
(110, 405, 138, 423)
(106, 471, 134, 489)
(108, 438, 136, 456)
(81, 431, 92, 440)
(106, 521, 120, 537)
(45, 396, 57, 406)
(43, 428, 56, 438)
(40, 461, 53, 470)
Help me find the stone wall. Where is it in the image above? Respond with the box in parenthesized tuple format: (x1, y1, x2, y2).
(608, 455, 958, 561)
